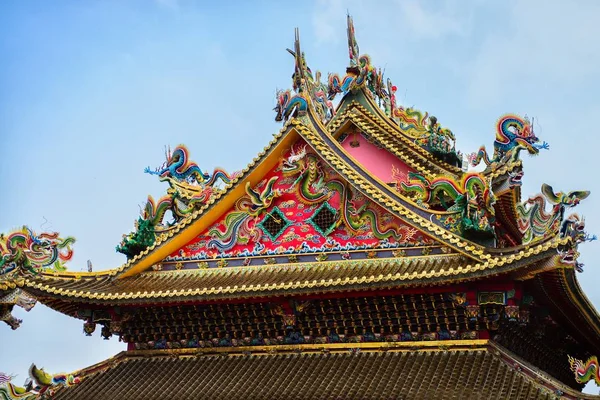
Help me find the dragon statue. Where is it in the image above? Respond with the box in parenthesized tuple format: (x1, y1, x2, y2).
(0, 228, 75, 276)
(1, 289, 37, 330)
(556, 213, 596, 271)
(326, 16, 386, 102)
(281, 147, 411, 240)
(568, 355, 600, 386)
(206, 177, 283, 252)
(327, 55, 379, 101)
(0, 365, 80, 399)
(118, 145, 239, 259)
(145, 145, 236, 187)
(274, 89, 308, 122)
(379, 86, 462, 166)
(401, 172, 496, 238)
(282, 149, 329, 204)
(517, 184, 590, 244)
(275, 29, 334, 124)
(469, 114, 549, 168)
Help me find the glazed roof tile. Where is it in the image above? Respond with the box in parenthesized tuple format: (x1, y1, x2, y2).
(53, 341, 597, 400)
(16, 236, 567, 306)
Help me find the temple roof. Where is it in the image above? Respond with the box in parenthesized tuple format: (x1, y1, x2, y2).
(329, 91, 464, 179)
(8, 236, 567, 310)
(53, 340, 599, 400)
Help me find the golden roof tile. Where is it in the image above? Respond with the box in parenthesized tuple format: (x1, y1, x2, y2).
(16, 238, 570, 304)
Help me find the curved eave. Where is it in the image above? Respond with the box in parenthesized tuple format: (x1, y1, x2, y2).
(17, 240, 571, 319)
(111, 120, 305, 279)
(301, 105, 558, 262)
(529, 268, 600, 355)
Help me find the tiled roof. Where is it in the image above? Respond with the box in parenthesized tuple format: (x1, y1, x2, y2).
(17, 241, 562, 305)
(54, 341, 596, 400)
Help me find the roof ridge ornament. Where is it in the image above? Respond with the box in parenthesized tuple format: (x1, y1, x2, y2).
(469, 114, 549, 170)
(117, 145, 241, 259)
(568, 355, 600, 385)
(0, 227, 75, 277)
(275, 29, 334, 123)
(347, 13, 360, 67)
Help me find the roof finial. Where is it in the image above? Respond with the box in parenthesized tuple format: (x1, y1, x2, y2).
(347, 13, 360, 67)
(286, 28, 314, 93)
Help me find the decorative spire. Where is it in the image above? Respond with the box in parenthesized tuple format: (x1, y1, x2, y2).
(347, 14, 360, 67)
(286, 28, 314, 93)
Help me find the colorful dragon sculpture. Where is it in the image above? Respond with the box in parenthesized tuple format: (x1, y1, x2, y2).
(0, 365, 80, 399)
(118, 145, 239, 258)
(0, 228, 75, 276)
(144, 145, 236, 187)
(206, 177, 283, 252)
(275, 30, 334, 124)
(556, 213, 596, 271)
(469, 114, 549, 168)
(281, 148, 411, 240)
(517, 184, 591, 244)
(379, 89, 462, 166)
(327, 55, 379, 101)
(274, 89, 308, 122)
(401, 172, 496, 237)
(568, 355, 600, 386)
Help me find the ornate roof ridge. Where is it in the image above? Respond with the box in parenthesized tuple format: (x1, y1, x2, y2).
(333, 89, 465, 176)
(111, 118, 299, 278)
(16, 238, 569, 304)
(328, 99, 458, 179)
(298, 108, 495, 258)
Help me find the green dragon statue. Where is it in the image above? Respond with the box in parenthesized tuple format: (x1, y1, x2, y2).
(401, 172, 496, 239)
(517, 184, 590, 244)
(117, 145, 240, 259)
(0, 227, 75, 276)
(0, 227, 72, 330)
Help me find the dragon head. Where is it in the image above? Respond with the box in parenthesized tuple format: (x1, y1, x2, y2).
(281, 145, 308, 176)
(560, 213, 597, 245)
(28, 364, 81, 394)
(508, 169, 524, 187)
(557, 247, 580, 266)
(1, 310, 22, 330)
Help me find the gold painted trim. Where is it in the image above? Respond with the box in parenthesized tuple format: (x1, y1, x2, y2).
(21, 238, 569, 301)
(117, 123, 301, 279)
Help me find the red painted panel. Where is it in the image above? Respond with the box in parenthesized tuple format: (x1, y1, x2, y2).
(340, 133, 413, 184)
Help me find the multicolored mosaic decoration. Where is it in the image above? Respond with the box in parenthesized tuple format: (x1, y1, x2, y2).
(0, 227, 75, 276)
(568, 355, 600, 386)
(167, 139, 431, 261)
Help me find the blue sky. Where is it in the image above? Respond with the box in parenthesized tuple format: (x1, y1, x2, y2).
(1, 0, 599, 390)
